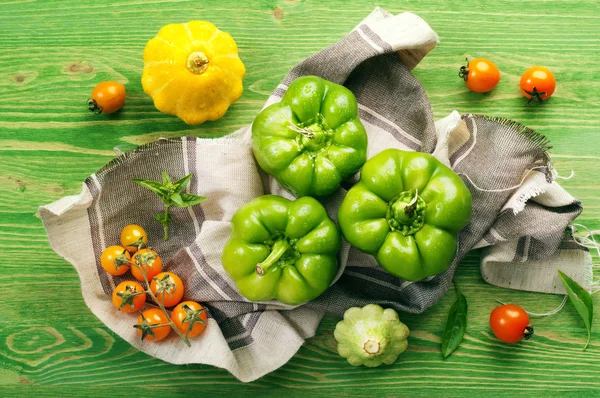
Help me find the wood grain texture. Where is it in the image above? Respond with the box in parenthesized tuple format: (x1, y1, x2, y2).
(1, 0, 599, 396)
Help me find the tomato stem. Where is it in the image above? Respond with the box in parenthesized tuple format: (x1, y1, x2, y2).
(524, 87, 547, 104)
(139, 257, 191, 347)
(458, 58, 470, 81)
(87, 99, 102, 115)
(523, 325, 535, 340)
(113, 253, 130, 270)
(130, 236, 147, 251)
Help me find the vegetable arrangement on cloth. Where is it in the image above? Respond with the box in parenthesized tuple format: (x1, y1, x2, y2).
(40, 8, 591, 383)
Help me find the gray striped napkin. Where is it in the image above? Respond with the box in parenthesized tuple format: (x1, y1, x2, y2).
(40, 8, 591, 382)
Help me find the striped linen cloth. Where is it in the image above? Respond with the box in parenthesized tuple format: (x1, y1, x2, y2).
(40, 8, 591, 382)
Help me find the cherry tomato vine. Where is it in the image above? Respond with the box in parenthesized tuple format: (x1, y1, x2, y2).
(100, 224, 208, 346)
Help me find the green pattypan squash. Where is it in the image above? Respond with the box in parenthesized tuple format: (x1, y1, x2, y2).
(334, 304, 410, 367)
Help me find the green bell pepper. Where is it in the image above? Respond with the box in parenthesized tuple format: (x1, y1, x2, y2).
(252, 75, 368, 197)
(338, 149, 472, 281)
(222, 195, 341, 305)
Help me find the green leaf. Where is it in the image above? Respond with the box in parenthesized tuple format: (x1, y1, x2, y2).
(558, 270, 593, 350)
(173, 173, 193, 194)
(442, 284, 468, 358)
(171, 193, 185, 207)
(178, 193, 206, 207)
(161, 171, 172, 185)
(132, 179, 167, 197)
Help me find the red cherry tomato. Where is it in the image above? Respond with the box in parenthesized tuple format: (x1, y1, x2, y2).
(459, 58, 501, 93)
(520, 66, 556, 102)
(490, 304, 534, 344)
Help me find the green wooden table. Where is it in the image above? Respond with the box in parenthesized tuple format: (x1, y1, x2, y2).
(1, 0, 599, 396)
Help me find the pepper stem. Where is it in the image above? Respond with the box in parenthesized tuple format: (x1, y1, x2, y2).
(256, 239, 290, 276)
(287, 123, 315, 138)
(403, 189, 419, 217)
(288, 115, 333, 152)
(363, 340, 380, 355)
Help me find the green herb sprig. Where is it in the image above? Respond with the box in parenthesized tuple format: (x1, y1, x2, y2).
(133, 172, 206, 240)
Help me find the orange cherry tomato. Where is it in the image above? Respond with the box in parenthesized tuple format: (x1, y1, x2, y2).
(120, 224, 148, 253)
(131, 249, 163, 282)
(150, 272, 185, 308)
(459, 58, 501, 93)
(88, 81, 126, 114)
(100, 245, 131, 276)
(172, 301, 208, 338)
(136, 308, 171, 341)
(490, 304, 534, 344)
(112, 281, 146, 312)
(520, 66, 556, 102)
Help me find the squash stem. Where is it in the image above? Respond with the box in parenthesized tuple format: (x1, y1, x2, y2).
(187, 51, 209, 74)
(363, 340, 380, 355)
(256, 239, 290, 276)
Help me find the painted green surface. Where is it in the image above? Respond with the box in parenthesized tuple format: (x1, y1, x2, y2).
(0, 0, 599, 396)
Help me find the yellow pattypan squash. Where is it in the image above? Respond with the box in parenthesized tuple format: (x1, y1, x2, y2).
(142, 21, 245, 125)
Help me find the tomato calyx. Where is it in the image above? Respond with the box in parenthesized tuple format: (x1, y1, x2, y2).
(135, 250, 157, 267)
(134, 317, 171, 341)
(116, 284, 147, 311)
(181, 304, 207, 338)
(87, 99, 102, 115)
(524, 87, 547, 104)
(153, 274, 178, 299)
(128, 236, 147, 252)
(523, 325, 535, 341)
(458, 58, 470, 81)
(113, 252, 131, 270)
